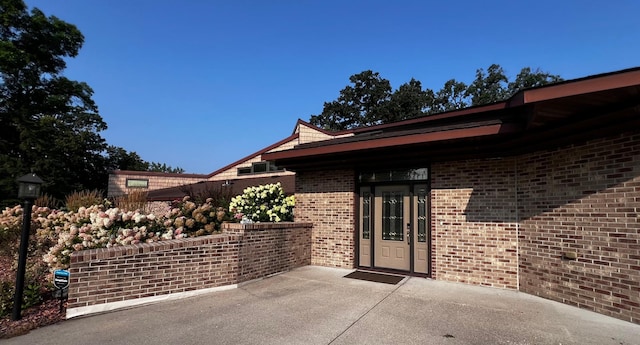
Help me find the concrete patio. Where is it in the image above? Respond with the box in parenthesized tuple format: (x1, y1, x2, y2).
(5, 266, 639, 345)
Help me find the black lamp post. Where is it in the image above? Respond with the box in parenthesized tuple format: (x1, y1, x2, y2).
(12, 173, 43, 321)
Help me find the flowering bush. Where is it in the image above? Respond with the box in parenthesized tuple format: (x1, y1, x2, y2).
(1, 205, 55, 318)
(0, 205, 24, 249)
(165, 196, 229, 237)
(1, 183, 295, 275)
(32, 205, 164, 271)
(228, 183, 295, 222)
(0, 196, 232, 272)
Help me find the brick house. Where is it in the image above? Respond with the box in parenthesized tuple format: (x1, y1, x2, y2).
(107, 120, 351, 200)
(263, 67, 640, 323)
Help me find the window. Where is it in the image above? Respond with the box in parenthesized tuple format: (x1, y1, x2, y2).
(252, 162, 267, 173)
(361, 191, 371, 240)
(126, 178, 149, 188)
(359, 168, 429, 183)
(237, 161, 284, 176)
(237, 167, 252, 175)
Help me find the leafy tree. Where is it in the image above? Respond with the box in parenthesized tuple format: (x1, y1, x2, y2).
(433, 79, 469, 112)
(0, 0, 106, 205)
(465, 64, 509, 106)
(148, 162, 184, 174)
(103, 146, 184, 173)
(508, 67, 563, 95)
(310, 70, 392, 130)
(384, 79, 435, 121)
(309, 100, 356, 131)
(309, 64, 563, 131)
(0, 0, 182, 207)
(104, 146, 148, 172)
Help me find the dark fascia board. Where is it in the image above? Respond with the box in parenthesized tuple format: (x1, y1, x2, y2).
(206, 133, 299, 178)
(511, 67, 640, 106)
(265, 122, 520, 161)
(350, 103, 508, 134)
(111, 170, 208, 178)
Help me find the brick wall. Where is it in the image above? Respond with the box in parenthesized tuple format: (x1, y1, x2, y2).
(108, 171, 206, 197)
(295, 170, 356, 268)
(286, 131, 639, 323)
(518, 132, 640, 323)
(67, 222, 311, 318)
(226, 223, 312, 282)
(431, 158, 519, 289)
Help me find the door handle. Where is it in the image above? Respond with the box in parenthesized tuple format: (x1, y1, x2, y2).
(406, 223, 411, 244)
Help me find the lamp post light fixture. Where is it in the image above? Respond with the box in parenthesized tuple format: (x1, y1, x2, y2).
(17, 173, 43, 199)
(12, 173, 43, 321)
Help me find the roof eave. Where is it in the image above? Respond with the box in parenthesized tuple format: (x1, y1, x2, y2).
(264, 122, 520, 162)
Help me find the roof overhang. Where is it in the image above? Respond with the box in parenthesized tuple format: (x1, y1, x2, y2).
(264, 67, 640, 171)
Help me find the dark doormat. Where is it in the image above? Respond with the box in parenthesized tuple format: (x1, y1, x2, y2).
(344, 270, 405, 285)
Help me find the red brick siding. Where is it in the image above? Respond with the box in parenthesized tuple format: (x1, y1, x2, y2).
(518, 132, 640, 323)
(67, 223, 311, 310)
(431, 158, 519, 289)
(295, 170, 356, 268)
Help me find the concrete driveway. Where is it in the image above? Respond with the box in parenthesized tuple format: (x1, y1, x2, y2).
(4, 266, 640, 345)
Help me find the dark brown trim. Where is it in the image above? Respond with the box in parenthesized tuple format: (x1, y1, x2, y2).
(112, 170, 207, 178)
(522, 68, 640, 103)
(266, 123, 517, 161)
(350, 102, 508, 133)
(206, 133, 300, 178)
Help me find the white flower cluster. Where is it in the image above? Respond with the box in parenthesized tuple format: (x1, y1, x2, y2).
(228, 182, 294, 222)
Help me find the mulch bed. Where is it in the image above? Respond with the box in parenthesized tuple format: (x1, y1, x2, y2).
(0, 254, 66, 339)
(0, 299, 66, 339)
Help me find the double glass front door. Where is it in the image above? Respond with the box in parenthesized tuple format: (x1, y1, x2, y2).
(358, 184, 429, 274)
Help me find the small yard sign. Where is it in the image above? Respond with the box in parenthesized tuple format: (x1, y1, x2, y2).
(53, 269, 70, 312)
(53, 269, 70, 290)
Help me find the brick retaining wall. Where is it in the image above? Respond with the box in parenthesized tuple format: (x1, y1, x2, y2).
(66, 222, 311, 318)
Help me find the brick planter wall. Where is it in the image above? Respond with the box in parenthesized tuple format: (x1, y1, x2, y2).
(518, 132, 640, 323)
(66, 222, 311, 318)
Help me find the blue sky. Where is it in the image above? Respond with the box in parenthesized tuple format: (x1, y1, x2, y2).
(26, 0, 640, 174)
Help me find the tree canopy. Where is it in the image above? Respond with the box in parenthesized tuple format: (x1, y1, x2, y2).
(309, 64, 562, 130)
(0, 0, 181, 207)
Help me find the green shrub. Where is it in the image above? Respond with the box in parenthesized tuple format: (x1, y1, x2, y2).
(0, 280, 13, 317)
(0, 280, 46, 317)
(22, 283, 43, 310)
